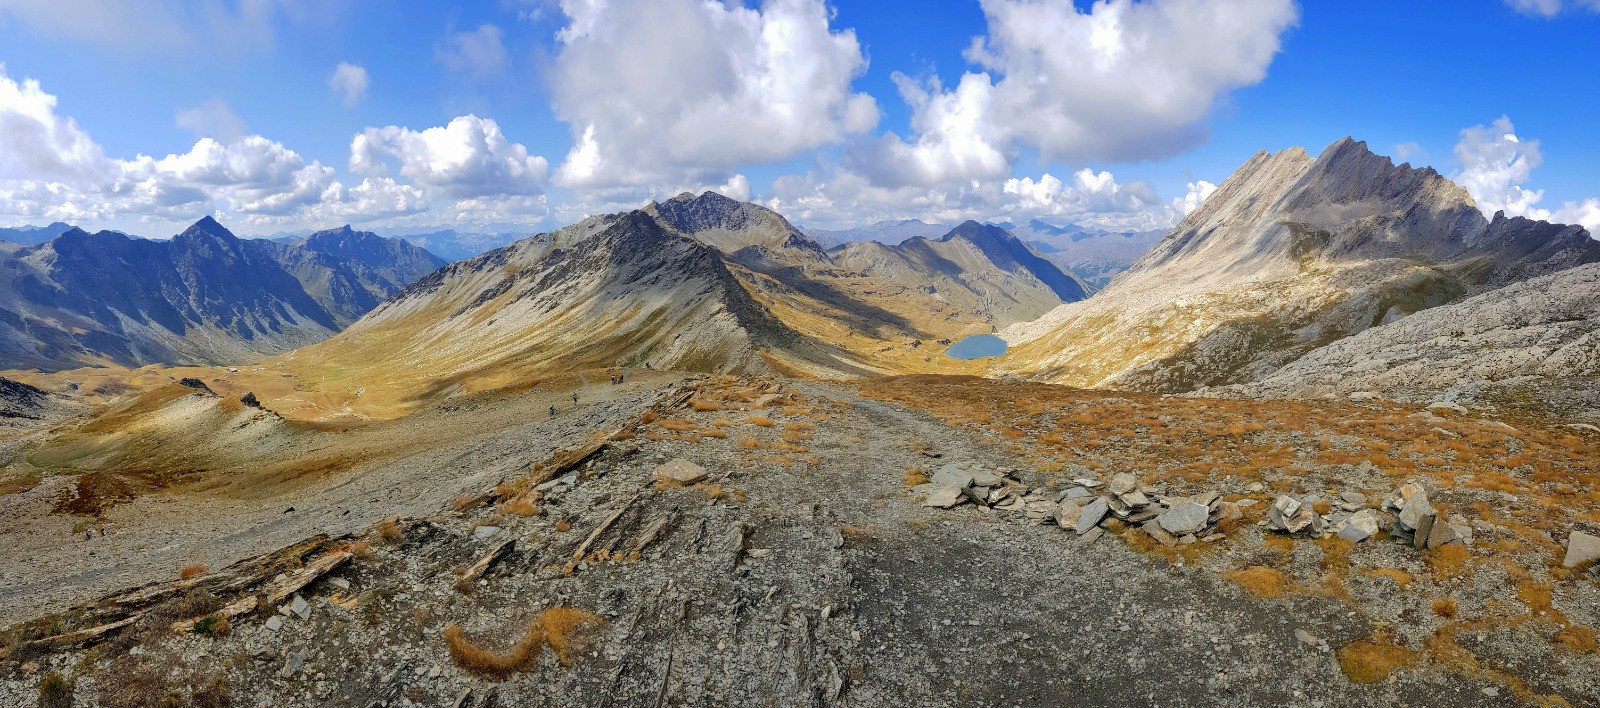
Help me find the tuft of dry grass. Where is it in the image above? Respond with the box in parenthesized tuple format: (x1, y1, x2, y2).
(443, 622, 545, 679)
(1427, 543, 1473, 580)
(376, 518, 404, 543)
(537, 607, 604, 667)
(1226, 566, 1288, 598)
(502, 494, 539, 517)
(702, 428, 728, 439)
(1432, 598, 1459, 618)
(746, 416, 776, 427)
(1337, 631, 1419, 683)
(1554, 625, 1598, 654)
(689, 399, 721, 412)
(554, 519, 572, 533)
(1367, 568, 1413, 588)
(640, 410, 657, 424)
(712, 418, 736, 428)
(178, 565, 207, 580)
(904, 467, 930, 487)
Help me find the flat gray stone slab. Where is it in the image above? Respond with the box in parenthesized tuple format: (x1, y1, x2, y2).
(654, 458, 708, 485)
(1564, 531, 1600, 568)
(1157, 501, 1209, 536)
(921, 485, 967, 509)
(931, 465, 974, 489)
(1076, 497, 1109, 535)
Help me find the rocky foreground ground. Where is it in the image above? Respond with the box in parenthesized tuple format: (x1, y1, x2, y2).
(2, 375, 1598, 706)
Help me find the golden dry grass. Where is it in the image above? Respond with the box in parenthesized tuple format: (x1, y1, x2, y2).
(904, 467, 930, 487)
(537, 607, 604, 667)
(443, 622, 545, 679)
(1226, 566, 1288, 598)
(178, 565, 207, 580)
(1337, 631, 1418, 683)
(376, 518, 404, 543)
(689, 399, 721, 412)
(502, 495, 539, 516)
(1555, 625, 1598, 654)
(746, 416, 775, 427)
(702, 428, 728, 439)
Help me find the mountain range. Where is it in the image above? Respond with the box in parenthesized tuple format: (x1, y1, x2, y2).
(273, 191, 1093, 415)
(0, 218, 443, 371)
(3, 136, 1596, 415)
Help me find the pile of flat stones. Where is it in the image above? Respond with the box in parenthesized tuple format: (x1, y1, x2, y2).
(915, 466, 1243, 547)
(1265, 482, 1472, 550)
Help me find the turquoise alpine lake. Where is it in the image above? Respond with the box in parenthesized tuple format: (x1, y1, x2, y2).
(943, 334, 1008, 360)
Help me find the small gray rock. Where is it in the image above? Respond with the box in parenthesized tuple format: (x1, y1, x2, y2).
(654, 458, 709, 486)
(1108, 473, 1138, 495)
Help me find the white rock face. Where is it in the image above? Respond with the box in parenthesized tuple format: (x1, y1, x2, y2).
(1224, 262, 1600, 404)
(996, 138, 1599, 393)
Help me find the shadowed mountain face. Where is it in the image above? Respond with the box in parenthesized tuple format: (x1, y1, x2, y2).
(262, 226, 447, 326)
(937, 221, 1089, 302)
(1000, 138, 1600, 392)
(0, 218, 444, 371)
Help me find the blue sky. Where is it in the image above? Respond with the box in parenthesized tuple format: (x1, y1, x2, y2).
(0, 0, 1596, 237)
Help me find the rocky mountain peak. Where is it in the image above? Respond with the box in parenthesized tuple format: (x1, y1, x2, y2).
(941, 220, 1017, 247)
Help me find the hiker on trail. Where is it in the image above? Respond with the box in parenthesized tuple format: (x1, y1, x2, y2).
(84, 530, 92, 541)
(619, 373, 625, 384)
(98, 527, 105, 537)
(571, 392, 579, 405)
(549, 404, 556, 417)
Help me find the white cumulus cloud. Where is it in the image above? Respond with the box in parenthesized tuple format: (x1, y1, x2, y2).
(859, 0, 1297, 190)
(549, 0, 878, 190)
(0, 63, 462, 232)
(350, 115, 549, 199)
(1452, 116, 1600, 232)
(767, 164, 1210, 234)
(329, 62, 369, 107)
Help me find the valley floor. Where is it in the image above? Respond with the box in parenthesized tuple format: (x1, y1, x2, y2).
(0, 375, 1597, 706)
